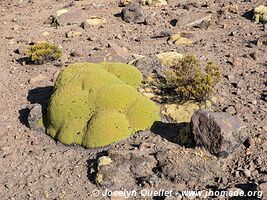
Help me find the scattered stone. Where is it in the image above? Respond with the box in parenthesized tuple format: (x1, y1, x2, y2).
(254, 5, 267, 24)
(156, 52, 183, 67)
(232, 57, 243, 67)
(142, 0, 168, 6)
(121, 3, 145, 24)
(181, 14, 212, 29)
(191, 109, 249, 157)
(56, 9, 69, 17)
(53, 9, 85, 26)
(65, 31, 82, 38)
(225, 105, 236, 115)
(70, 48, 84, 57)
(132, 55, 162, 78)
(57, 53, 69, 64)
(156, 146, 222, 187)
(97, 156, 112, 169)
(27, 104, 45, 132)
(108, 43, 130, 61)
(257, 182, 267, 200)
(168, 33, 193, 45)
(82, 17, 106, 26)
(42, 31, 50, 36)
(28, 74, 46, 85)
(241, 168, 251, 178)
(256, 34, 267, 47)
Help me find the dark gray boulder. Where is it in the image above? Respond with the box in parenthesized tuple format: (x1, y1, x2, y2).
(191, 109, 249, 157)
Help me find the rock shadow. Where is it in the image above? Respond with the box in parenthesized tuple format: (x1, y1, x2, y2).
(19, 86, 53, 127)
(151, 121, 194, 147)
(242, 10, 254, 21)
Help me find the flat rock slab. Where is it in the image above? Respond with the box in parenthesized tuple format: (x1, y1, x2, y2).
(95, 149, 157, 189)
(94, 143, 223, 191)
(156, 147, 222, 188)
(56, 9, 86, 26)
(191, 109, 249, 157)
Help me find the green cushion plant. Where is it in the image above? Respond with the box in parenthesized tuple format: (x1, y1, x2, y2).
(45, 62, 160, 148)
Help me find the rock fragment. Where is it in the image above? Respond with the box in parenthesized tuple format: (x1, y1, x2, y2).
(168, 33, 193, 45)
(28, 74, 46, 85)
(95, 149, 157, 188)
(84, 17, 106, 26)
(254, 5, 267, 24)
(27, 104, 45, 132)
(156, 52, 183, 67)
(121, 3, 145, 23)
(186, 14, 212, 29)
(65, 31, 82, 38)
(48, 9, 85, 26)
(191, 109, 249, 157)
(156, 146, 222, 187)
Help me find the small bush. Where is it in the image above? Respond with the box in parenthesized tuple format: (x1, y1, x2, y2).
(27, 42, 62, 64)
(157, 55, 220, 101)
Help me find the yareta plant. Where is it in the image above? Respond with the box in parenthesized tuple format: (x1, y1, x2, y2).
(45, 62, 160, 148)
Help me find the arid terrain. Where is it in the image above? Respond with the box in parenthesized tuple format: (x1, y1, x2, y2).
(0, 0, 266, 199)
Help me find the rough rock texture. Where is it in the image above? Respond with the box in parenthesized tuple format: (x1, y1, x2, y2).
(121, 3, 144, 23)
(155, 52, 183, 67)
(27, 104, 45, 132)
(156, 147, 222, 187)
(95, 149, 157, 188)
(93, 141, 223, 191)
(55, 9, 86, 26)
(46, 62, 160, 148)
(133, 55, 163, 78)
(191, 109, 249, 157)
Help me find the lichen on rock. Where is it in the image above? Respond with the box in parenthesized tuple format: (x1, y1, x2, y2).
(45, 62, 160, 148)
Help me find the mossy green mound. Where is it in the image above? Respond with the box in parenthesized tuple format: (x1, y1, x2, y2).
(46, 62, 160, 148)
